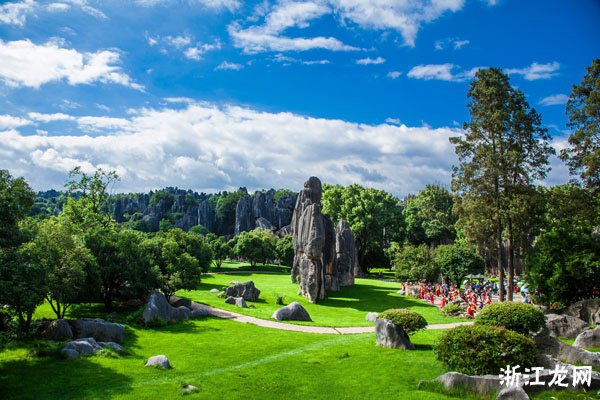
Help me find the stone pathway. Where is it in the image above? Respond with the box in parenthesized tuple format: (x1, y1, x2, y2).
(172, 295, 473, 335)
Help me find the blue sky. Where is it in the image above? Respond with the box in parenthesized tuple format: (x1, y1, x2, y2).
(0, 0, 598, 196)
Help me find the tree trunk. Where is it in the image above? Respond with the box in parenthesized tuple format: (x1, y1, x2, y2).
(497, 218, 505, 302)
(506, 217, 514, 301)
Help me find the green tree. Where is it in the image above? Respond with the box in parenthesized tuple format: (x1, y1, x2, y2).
(392, 244, 438, 282)
(560, 59, 600, 190)
(205, 233, 230, 269)
(24, 218, 92, 319)
(403, 184, 456, 247)
(322, 184, 403, 273)
(0, 169, 35, 247)
(435, 240, 484, 287)
(143, 229, 209, 299)
(275, 234, 294, 267)
(215, 188, 246, 235)
(233, 228, 277, 267)
(451, 68, 553, 301)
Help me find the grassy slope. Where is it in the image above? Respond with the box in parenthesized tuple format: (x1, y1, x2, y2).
(180, 272, 465, 327)
(0, 317, 481, 400)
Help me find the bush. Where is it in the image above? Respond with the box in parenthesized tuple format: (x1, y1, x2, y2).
(475, 302, 545, 335)
(377, 309, 427, 334)
(435, 325, 537, 375)
(442, 304, 464, 316)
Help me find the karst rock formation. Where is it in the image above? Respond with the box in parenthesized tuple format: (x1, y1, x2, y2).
(291, 177, 359, 303)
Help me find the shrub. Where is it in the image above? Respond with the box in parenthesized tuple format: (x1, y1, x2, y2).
(377, 309, 427, 334)
(475, 302, 545, 335)
(435, 325, 537, 375)
(274, 294, 285, 305)
(442, 304, 464, 316)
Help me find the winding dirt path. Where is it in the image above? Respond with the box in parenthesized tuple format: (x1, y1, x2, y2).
(172, 295, 473, 335)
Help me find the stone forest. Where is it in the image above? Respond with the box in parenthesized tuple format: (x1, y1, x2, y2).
(0, 2, 599, 399)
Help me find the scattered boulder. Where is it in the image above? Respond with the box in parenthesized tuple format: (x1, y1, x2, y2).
(71, 318, 125, 343)
(223, 281, 261, 301)
(496, 386, 529, 400)
(182, 385, 199, 395)
(145, 355, 171, 369)
(143, 290, 191, 324)
(225, 296, 248, 308)
(272, 302, 312, 321)
(563, 298, 600, 325)
(545, 313, 589, 338)
(61, 337, 102, 356)
(375, 318, 415, 350)
(574, 326, 600, 348)
(436, 372, 503, 397)
(365, 312, 379, 323)
(210, 288, 220, 294)
(61, 348, 80, 359)
(98, 342, 124, 352)
(41, 319, 73, 341)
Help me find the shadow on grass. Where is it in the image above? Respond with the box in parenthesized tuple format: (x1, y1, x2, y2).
(0, 356, 134, 400)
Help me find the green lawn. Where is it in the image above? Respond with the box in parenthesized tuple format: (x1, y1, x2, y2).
(210, 260, 291, 273)
(1, 317, 483, 400)
(179, 272, 466, 327)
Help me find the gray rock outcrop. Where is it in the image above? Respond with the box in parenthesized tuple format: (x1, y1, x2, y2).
(145, 355, 171, 368)
(563, 298, 600, 325)
(290, 177, 358, 303)
(545, 313, 589, 338)
(143, 290, 192, 324)
(223, 281, 260, 301)
(534, 327, 600, 368)
(496, 386, 529, 400)
(272, 302, 312, 321)
(71, 318, 125, 343)
(574, 326, 600, 348)
(225, 296, 248, 308)
(335, 219, 359, 286)
(234, 190, 298, 235)
(436, 372, 503, 397)
(375, 318, 415, 350)
(234, 195, 254, 235)
(62, 337, 102, 356)
(365, 312, 379, 323)
(41, 319, 73, 341)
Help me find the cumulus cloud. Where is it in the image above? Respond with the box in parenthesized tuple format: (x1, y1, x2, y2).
(148, 34, 221, 60)
(0, 115, 33, 130)
(229, 1, 358, 53)
(215, 61, 244, 71)
(387, 71, 401, 79)
(0, 0, 36, 25)
(272, 53, 330, 66)
(506, 62, 560, 80)
(0, 39, 142, 90)
(407, 63, 481, 82)
(0, 103, 467, 196)
(329, 0, 465, 47)
(135, 0, 240, 12)
(539, 94, 568, 106)
(435, 37, 470, 50)
(356, 56, 385, 65)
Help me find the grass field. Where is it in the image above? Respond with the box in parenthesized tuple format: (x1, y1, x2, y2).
(179, 272, 465, 327)
(1, 317, 483, 400)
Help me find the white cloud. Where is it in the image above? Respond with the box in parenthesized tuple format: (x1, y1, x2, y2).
(434, 37, 470, 50)
(0, 115, 32, 130)
(28, 112, 75, 122)
(272, 54, 330, 66)
(229, 2, 358, 53)
(47, 2, 70, 12)
(356, 56, 385, 65)
(215, 61, 244, 71)
(136, 0, 240, 12)
(0, 0, 36, 26)
(165, 35, 192, 48)
(539, 94, 568, 106)
(183, 41, 221, 60)
(385, 117, 401, 125)
(0, 103, 467, 196)
(66, 0, 106, 19)
(0, 39, 142, 90)
(302, 59, 329, 65)
(506, 62, 560, 81)
(387, 71, 401, 79)
(329, 0, 465, 47)
(407, 64, 483, 82)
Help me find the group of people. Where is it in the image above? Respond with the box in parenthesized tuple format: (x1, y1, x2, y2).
(403, 280, 496, 317)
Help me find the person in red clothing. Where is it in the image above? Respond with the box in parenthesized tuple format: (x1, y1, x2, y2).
(435, 285, 440, 297)
(440, 296, 447, 309)
(466, 304, 475, 317)
(429, 292, 435, 304)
